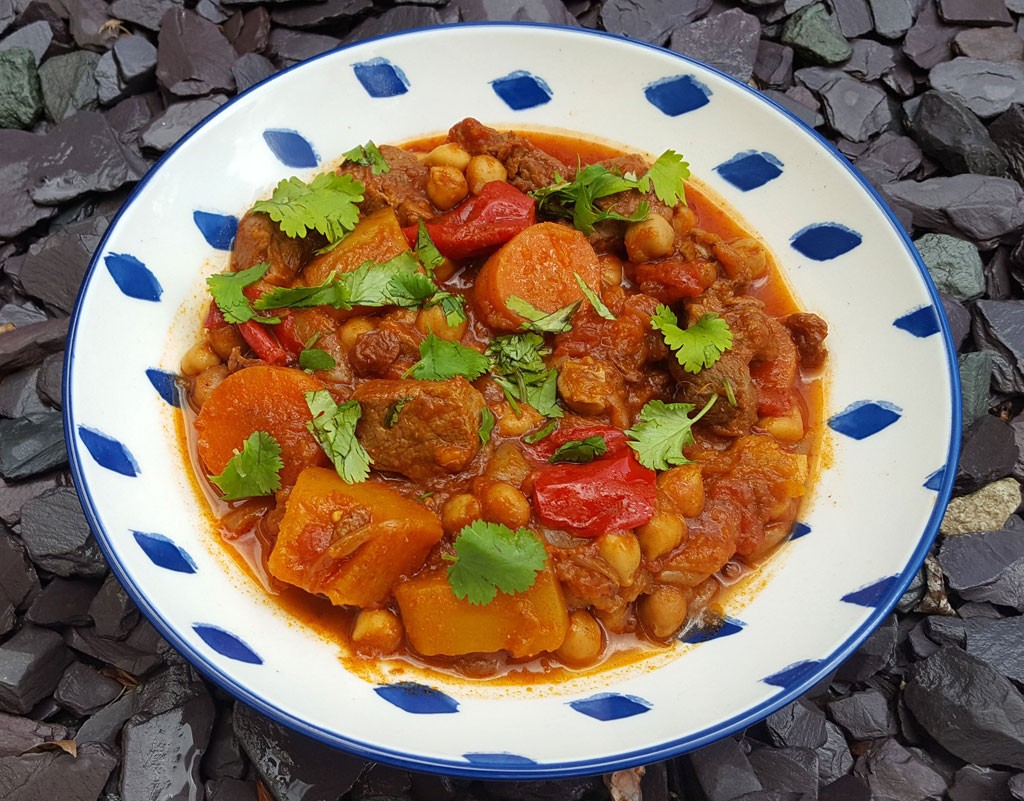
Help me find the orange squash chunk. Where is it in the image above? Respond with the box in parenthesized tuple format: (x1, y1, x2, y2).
(300, 207, 410, 287)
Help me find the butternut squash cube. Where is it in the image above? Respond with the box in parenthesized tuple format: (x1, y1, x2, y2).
(301, 207, 410, 287)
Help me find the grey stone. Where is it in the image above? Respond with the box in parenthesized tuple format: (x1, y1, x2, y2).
(930, 58, 1024, 119)
(939, 527, 1024, 609)
(67, 624, 163, 676)
(690, 736, 763, 800)
(957, 414, 1020, 492)
(455, 0, 579, 24)
(777, 86, 825, 126)
(17, 215, 107, 314)
(0, 625, 72, 714)
(156, 8, 236, 97)
(599, 0, 708, 44)
(854, 738, 946, 800)
(836, 614, 897, 681)
(36, 50, 99, 123)
(766, 699, 827, 749)
(20, 486, 106, 578)
(113, 33, 157, 92)
(949, 765, 1015, 801)
(959, 351, 993, 429)
(794, 65, 847, 92)
(203, 707, 247, 780)
(268, 27, 339, 66)
(89, 573, 139, 640)
(754, 40, 794, 89)
(843, 39, 897, 80)
(895, 565, 927, 612)
(990, 104, 1024, 186)
(230, 52, 275, 93)
(0, 743, 118, 800)
(748, 747, 819, 796)
(781, 3, 853, 64)
(882, 55, 916, 97)
(853, 132, 921, 185)
(0, 413, 67, 482)
(0, 528, 39, 611)
(910, 90, 1009, 175)
(196, 0, 228, 24)
(67, 0, 120, 49)
(819, 76, 894, 142)
(207, 779, 258, 801)
(140, 94, 228, 152)
(0, 711, 69, 757)
(76, 689, 139, 746)
(270, 0, 372, 29)
(830, 0, 874, 37)
(821, 775, 872, 801)
(25, 577, 98, 627)
(669, 9, 761, 83)
(105, 91, 162, 166)
(903, 0, 962, 69)
(0, 20, 52, 64)
(938, 0, 1013, 25)
(0, 129, 55, 237)
(0, 300, 47, 328)
(964, 616, 1024, 683)
(0, 317, 69, 373)
(35, 351, 62, 409)
(817, 720, 854, 785)
(223, 6, 270, 55)
(867, 0, 915, 38)
(954, 27, 1024, 61)
(0, 367, 47, 418)
(974, 300, 1024, 395)
(828, 688, 897, 739)
(54, 661, 122, 716)
(0, 47, 42, 130)
(110, 0, 183, 31)
(914, 233, 984, 299)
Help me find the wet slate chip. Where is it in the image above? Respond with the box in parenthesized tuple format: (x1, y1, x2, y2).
(19, 486, 106, 578)
(963, 616, 1024, 683)
(54, 660, 123, 716)
(854, 738, 947, 800)
(955, 414, 1019, 492)
(0, 412, 68, 482)
(599, 0, 708, 44)
(25, 577, 99, 627)
(689, 736, 763, 801)
(909, 90, 1009, 175)
(766, 699, 827, 749)
(929, 57, 1024, 118)
(973, 300, 1024, 395)
(0, 624, 72, 714)
(827, 688, 897, 739)
(669, 8, 761, 83)
(156, 8, 236, 97)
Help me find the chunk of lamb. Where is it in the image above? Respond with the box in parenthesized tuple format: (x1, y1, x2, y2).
(231, 211, 317, 286)
(338, 145, 433, 226)
(447, 117, 569, 193)
(588, 155, 674, 254)
(352, 377, 487, 481)
(557, 356, 629, 428)
(783, 313, 829, 369)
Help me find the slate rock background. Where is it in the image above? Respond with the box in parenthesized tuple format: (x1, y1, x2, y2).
(2, 0, 1024, 799)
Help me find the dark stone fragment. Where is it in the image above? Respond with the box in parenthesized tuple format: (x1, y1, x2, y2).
(0, 367, 47, 417)
(817, 720, 854, 785)
(669, 8, 761, 83)
(224, 7, 270, 56)
(0, 413, 67, 482)
(867, 0, 915, 38)
(270, 0, 372, 29)
(54, 660, 122, 716)
(954, 27, 1024, 62)
(990, 105, 1024, 186)
(957, 601, 1004, 619)
(196, 0, 229, 24)
(599, 0, 707, 44)
(765, 0, 816, 24)
(987, 247, 1015, 300)
(409, 773, 456, 801)
(820, 775, 871, 801)
(140, 94, 227, 152)
(76, 688, 138, 746)
(21, 486, 107, 578)
(35, 350, 62, 409)
(963, 616, 1024, 683)
(0, 317, 69, 373)
(909, 616, 941, 658)
(0, 527, 39, 611)
(114, 33, 158, 92)
(455, 0, 578, 24)
(105, 91, 161, 167)
(26, 577, 99, 627)
(207, 779, 258, 801)
(0, 47, 42, 130)
(938, 0, 1012, 25)
(915, 233, 984, 299)
(639, 761, 670, 801)
(828, 688, 897, 739)
(0, 300, 47, 329)
(973, 301, 1024, 395)
(748, 747, 818, 797)
(1011, 774, 1024, 800)
(836, 614, 897, 682)
(484, 777, 601, 801)
(267, 27, 339, 66)
(895, 564, 927, 612)
(882, 175, 1024, 247)
(0, 742, 117, 801)
(781, 3, 852, 64)
(819, 76, 894, 142)
(754, 40, 794, 89)
(67, 0, 120, 49)
(903, 0, 961, 70)
(156, 9, 235, 97)
(36, 50, 99, 124)
(910, 90, 1008, 175)
(956, 414, 1019, 492)
(930, 58, 1024, 119)
(0, 129, 55, 237)
(0, 472, 65, 530)
(0, 711, 69, 757)
(843, 39, 897, 81)
(762, 88, 820, 127)
(0, 625, 72, 714)
(854, 738, 946, 800)
(905, 646, 1024, 768)
(17, 215, 107, 314)
(794, 64, 848, 92)
(940, 527, 1024, 609)
(949, 765, 1014, 801)
(203, 706, 247, 780)
(67, 622, 163, 676)
(350, 763, 413, 800)
(230, 52, 275, 93)
(110, 0, 183, 31)
(958, 352, 993, 429)
(343, 6, 441, 43)
(27, 110, 144, 205)
(831, 0, 873, 36)
(0, 20, 52, 64)
(89, 573, 139, 640)
(765, 698, 827, 749)
(233, 701, 365, 801)
(881, 55, 916, 98)
(689, 736, 763, 801)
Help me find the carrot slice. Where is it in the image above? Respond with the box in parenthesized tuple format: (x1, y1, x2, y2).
(472, 222, 603, 331)
(195, 364, 329, 489)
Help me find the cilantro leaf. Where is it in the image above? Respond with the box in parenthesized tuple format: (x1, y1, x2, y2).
(409, 334, 489, 381)
(573, 273, 616, 320)
(385, 397, 412, 428)
(638, 150, 690, 207)
(298, 348, 336, 371)
(305, 391, 372, 483)
(208, 431, 283, 501)
(550, 435, 607, 464)
(523, 420, 558, 444)
(344, 252, 421, 306)
(342, 141, 390, 175)
(486, 334, 563, 419)
(531, 163, 649, 235)
(425, 291, 467, 327)
(651, 305, 734, 374)
(506, 295, 581, 334)
(252, 172, 364, 243)
(253, 271, 353, 311)
(625, 397, 717, 471)
(414, 221, 444, 274)
(479, 407, 495, 447)
(444, 521, 547, 605)
(207, 262, 270, 324)
(387, 269, 438, 307)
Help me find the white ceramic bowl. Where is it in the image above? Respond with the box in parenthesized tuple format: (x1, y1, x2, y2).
(65, 23, 960, 778)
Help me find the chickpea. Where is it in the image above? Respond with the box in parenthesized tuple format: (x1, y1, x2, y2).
(760, 405, 805, 443)
(658, 465, 704, 519)
(638, 585, 689, 640)
(433, 257, 456, 283)
(557, 611, 604, 667)
(599, 254, 624, 287)
(425, 142, 471, 170)
(480, 481, 532, 529)
(636, 512, 686, 561)
(596, 603, 632, 634)
(495, 403, 543, 437)
(427, 165, 469, 211)
(597, 532, 642, 587)
(351, 609, 403, 656)
(191, 364, 228, 409)
(442, 493, 481, 534)
(625, 214, 675, 263)
(180, 341, 221, 376)
(416, 304, 468, 342)
(339, 317, 376, 350)
(484, 442, 531, 487)
(672, 204, 698, 237)
(465, 155, 507, 195)
(206, 325, 245, 361)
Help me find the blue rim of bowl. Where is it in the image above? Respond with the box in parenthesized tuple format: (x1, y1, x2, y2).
(63, 21, 963, 779)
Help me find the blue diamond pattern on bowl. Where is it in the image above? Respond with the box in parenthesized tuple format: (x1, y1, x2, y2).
(924, 467, 946, 491)
(893, 305, 941, 338)
(568, 693, 652, 721)
(790, 522, 812, 539)
(761, 659, 826, 688)
(490, 70, 553, 110)
(192, 211, 238, 251)
(828, 400, 902, 440)
(463, 753, 538, 766)
(145, 368, 180, 407)
(192, 623, 262, 664)
(374, 682, 459, 714)
(840, 575, 900, 607)
(714, 151, 784, 191)
(77, 426, 139, 477)
(133, 531, 197, 574)
(104, 253, 163, 302)
(679, 615, 746, 644)
(353, 57, 409, 98)
(644, 74, 712, 117)
(262, 128, 319, 169)
(789, 223, 863, 261)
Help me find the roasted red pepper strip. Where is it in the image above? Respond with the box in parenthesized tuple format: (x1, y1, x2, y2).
(531, 444, 656, 538)
(274, 315, 305, 357)
(403, 180, 536, 261)
(204, 300, 226, 330)
(237, 320, 289, 366)
(528, 425, 628, 462)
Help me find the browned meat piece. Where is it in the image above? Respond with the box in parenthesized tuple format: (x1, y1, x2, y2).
(588, 156, 674, 254)
(349, 329, 401, 378)
(230, 211, 317, 286)
(338, 145, 433, 226)
(557, 356, 629, 428)
(448, 117, 569, 193)
(783, 313, 829, 369)
(673, 350, 759, 437)
(352, 377, 487, 481)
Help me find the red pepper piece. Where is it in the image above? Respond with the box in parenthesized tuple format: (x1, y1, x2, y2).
(403, 181, 536, 261)
(531, 449, 656, 538)
(237, 320, 289, 366)
(274, 315, 305, 357)
(529, 425, 629, 462)
(750, 359, 794, 416)
(204, 301, 226, 330)
(635, 259, 708, 304)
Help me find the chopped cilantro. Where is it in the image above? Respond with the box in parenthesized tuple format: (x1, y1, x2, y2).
(385, 397, 412, 428)
(342, 141, 390, 175)
(638, 150, 690, 207)
(625, 396, 717, 471)
(523, 420, 558, 444)
(206, 262, 273, 325)
(425, 291, 467, 327)
(573, 273, 615, 320)
(408, 334, 489, 381)
(722, 377, 738, 408)
(443, 521, 547, 606)
(251, 172, 364, 243)
(479, 407, 495, 447)
(505, 295, 581, 334)
(305, 390, 372, 484)
(651, 305, 733, 374)
(207, 431, 283, 501)
(486, 334, 563, 419)
(253, 271, 352, 311)
(414, 221, 444, 274)
(387, 269, 438, 308)
(298, 348, 336, 371)
(550, 435, 607, 464)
